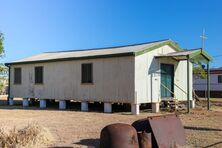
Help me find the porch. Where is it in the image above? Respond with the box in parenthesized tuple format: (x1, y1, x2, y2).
(155, 48, 213, 112)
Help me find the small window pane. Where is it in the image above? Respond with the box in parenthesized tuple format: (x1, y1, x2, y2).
(35, 66, 43, 84)
(218, 75, 222, 83)
(81, 63, 93, 83)
(14, 68, 21, 84)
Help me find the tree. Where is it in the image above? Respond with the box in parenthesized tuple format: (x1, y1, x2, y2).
(0, 32, 8, 94)
(0, 32, 4, 55)
(193, 62, 207, 101)
(193, 62, 207, 79)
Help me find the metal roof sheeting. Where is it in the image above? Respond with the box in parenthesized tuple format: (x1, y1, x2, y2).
(7, 39, 171, 65)
(156, 49, 198, 57)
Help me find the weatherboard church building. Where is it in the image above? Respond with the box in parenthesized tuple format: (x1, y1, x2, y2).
(6, 39, 212, 115)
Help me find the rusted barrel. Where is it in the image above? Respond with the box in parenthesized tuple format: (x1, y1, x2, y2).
(137, 132, 152, 148)
(100, 123, 139, 148)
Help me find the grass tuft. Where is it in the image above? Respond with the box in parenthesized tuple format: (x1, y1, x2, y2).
(0, 123, 53, 148)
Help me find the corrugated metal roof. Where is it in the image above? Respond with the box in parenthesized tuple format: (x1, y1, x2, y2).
(156, 49, 198, 57)
(155, 48, 213, 62)
(7, 39, 171, 65)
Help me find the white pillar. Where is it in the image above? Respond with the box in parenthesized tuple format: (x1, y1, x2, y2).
(152, 102, 160, 113)
(59, 100, 66, 109)
(131, 104, 140, 115)
(190, 100, 195, 109)
(9, 98, 14, 106)
(81, 102, 88, 111)
(40, 99, 46, 109)
(23, 98, 29, 107)
(104, 102, 112, 113)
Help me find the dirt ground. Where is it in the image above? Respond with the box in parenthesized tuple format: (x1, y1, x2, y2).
(0, 96, 221, 148)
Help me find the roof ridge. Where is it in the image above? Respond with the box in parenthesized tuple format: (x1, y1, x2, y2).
(45, 39, 170, 53)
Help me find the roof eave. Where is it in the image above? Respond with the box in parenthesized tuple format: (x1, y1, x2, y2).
(188, 49, 213, 62)
(134, 40, 183, 56)
(5, 52, 135, 66)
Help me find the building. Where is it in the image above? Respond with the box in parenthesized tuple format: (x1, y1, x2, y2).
(5, 39, 212, 114)
(194, 67, 222, 98)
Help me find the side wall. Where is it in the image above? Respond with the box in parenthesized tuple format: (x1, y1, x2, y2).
(194, 73, 222, 98)
(9, 56, 135, 103)
(193, 74, 222, 91)
(134, 45, 193, 104)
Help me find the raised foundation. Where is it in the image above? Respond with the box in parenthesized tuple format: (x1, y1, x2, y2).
(9, 98, 13, 106)
(23, 98, 29, 107)
(152, 102, 160, 113)
(104, 103, 112, 113)
(190, 100, 195, 109)
(59, 100, 66, 109)
(131, 104, 140, 115)
(40, 99, 46, 108)
(81, 102, 88, 111)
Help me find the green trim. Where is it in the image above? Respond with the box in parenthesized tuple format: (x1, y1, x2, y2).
(202, 50, 213, 61)
(134, 40, 182, 56)
(207, 62, 210, 110)
(188, 49, 213, 61)
(187, 57, 190, 113)
(188, 50, 201, 59)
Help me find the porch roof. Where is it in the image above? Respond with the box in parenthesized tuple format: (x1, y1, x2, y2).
(155, 48, 213, 62)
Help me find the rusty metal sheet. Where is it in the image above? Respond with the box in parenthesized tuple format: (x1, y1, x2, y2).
(148, 114, 186, 147)
(132, 114, 186, 148)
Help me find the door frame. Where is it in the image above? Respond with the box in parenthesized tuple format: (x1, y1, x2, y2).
(160, 63, 174, 98)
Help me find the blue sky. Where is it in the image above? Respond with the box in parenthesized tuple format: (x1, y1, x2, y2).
(0, 0, 222, 67)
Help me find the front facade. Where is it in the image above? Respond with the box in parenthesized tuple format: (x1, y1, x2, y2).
(194, 67, 222, 98)
(6, 39, 212, 114)
(134, 45, 193, 104)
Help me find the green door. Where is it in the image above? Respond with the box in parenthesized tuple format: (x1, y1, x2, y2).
(161, 64, 174, 98)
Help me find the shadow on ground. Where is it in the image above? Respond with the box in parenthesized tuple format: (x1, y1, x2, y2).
(74, 138, 100, 148)
(49, 146, 73, 148)
(184, 126, 222, 131)
(0, 99, 153, 115)
(204, 141, 222, 148)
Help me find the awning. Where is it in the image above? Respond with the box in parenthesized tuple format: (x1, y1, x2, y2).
(155, 49, 212, 63)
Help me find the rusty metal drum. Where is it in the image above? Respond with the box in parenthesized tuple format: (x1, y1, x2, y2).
(100, 123, 139, 148)
(137, 132, 152, 148)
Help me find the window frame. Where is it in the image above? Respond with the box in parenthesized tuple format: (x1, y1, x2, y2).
(35, 66, 44, 84)
(14, 67, 22, 84)
(218, 75, 222, 84)
(81, 63, 93, 84)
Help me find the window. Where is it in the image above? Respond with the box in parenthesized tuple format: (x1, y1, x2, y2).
(14, 68, 21, 84)
(35, 66, 43, 84)
(218, 75, 222, 84)
(81, 63, 93, 84)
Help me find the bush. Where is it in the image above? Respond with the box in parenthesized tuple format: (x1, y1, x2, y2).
(0, 123, 53, 148)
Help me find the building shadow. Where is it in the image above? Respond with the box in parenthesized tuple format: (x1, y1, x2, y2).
(48, 146, 73, 148)
(74, 138, 100, 148)
(184, 126, 222, 131)
(204, 141, 222, 148)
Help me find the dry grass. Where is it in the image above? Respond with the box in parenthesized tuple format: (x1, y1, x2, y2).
(0, 97, 221, 147)
(0, 123, 53, 148)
